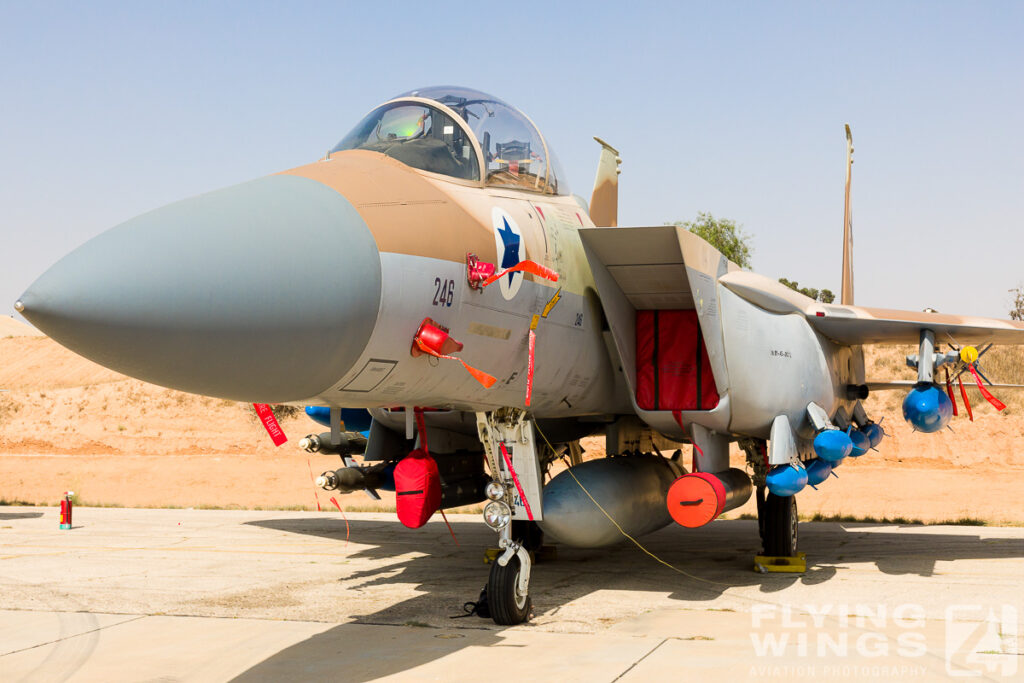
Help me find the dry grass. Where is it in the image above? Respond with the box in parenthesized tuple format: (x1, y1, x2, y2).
(973, 345, 1024, 384)
(864, 344, 1024, 414)
(737, 512, 992, 526)
(865, 344, 1024, 383)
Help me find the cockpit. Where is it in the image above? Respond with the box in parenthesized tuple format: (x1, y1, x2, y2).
(331, 86, 567, 195)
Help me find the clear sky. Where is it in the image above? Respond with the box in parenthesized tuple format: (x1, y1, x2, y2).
(2, 2, 1022, 320)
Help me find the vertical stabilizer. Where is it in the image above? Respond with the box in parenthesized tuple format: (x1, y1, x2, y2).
(590, 137, 621, 227)
(841, 124, 854, 305)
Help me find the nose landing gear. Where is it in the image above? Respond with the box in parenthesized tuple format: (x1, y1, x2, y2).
(474, 409, 546, 625)
(487, 540, 533, 625)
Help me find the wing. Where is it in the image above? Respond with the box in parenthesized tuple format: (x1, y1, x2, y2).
(807, 305, 1024, 346)
(867, 380, 1024, 391)
(718, 270, 1024, 346)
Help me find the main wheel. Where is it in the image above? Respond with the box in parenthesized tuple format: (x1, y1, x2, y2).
(762, 493, 798, 557)
(487, 552, 531, 625)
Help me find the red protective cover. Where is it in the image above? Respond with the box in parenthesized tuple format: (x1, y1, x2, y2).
(636, 310, 719, 411)
(394, 448, 442, 529)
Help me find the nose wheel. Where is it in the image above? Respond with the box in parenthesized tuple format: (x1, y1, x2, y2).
(759, 489, 798, 557)
(487, 543, 532, 625)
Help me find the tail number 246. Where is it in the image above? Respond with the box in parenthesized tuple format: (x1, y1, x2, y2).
(433, 277, 455, 307)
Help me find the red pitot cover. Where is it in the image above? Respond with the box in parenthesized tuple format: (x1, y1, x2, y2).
(394, 448, 442, 529)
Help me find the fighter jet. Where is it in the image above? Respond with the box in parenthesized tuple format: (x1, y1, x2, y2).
(16, 87, 1024, 625)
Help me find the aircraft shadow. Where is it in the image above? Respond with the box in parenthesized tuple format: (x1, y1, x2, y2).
(0, 511, 44, 520)
(233, 516, 1023, 681)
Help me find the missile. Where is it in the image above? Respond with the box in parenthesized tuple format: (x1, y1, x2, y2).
(315, 464, 398, 493)
(299, 431, 367, 455)
(537, 454, 683, 548)
(316, 466, 384, 492)
(667, 468, 752, 528)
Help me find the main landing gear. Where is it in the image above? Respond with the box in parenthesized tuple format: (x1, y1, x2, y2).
(745, 438, 799, 560)
(757, 488, 798, 557)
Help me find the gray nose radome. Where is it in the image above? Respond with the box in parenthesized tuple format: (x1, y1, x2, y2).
(18, 174, 381, 403)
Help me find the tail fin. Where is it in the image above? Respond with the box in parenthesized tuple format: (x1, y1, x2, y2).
(590, 137, 621, 227)
(841, 124, 854, 305)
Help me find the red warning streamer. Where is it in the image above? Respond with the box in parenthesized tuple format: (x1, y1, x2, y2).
(944, 368, 959, 417)
(439, 508, 460, 546)
(968, 365, 1006, 411)
(525, 329, 537, 407)
(253, 403, 287, 446)
(671, 410, 704, 471)
(329, 496, 350, 547)
(957, 374, 974, 422)
(499, 442, 534, 521)
(481, 260, 559, 288)
(414, 408, 429, 454)
(414, 337, 497, 388)
(521, 288, 561, 408)
(306, 457, 322, 511)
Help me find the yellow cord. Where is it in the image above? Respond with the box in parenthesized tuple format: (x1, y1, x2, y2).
(532, 423, 912, 641)
(533, 422, 737, 588)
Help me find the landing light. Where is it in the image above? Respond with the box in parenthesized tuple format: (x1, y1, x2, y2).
(485, 481, 505, 501)
(483, 501, 511, 530)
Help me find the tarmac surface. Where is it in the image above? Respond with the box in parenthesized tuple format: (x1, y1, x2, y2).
(0, 506, 1021, 681)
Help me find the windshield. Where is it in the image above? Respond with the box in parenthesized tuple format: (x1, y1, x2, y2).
(332, 102, 480, 181)
(402, 88, 562, 194)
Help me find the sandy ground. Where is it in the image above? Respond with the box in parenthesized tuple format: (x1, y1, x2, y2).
(2, 331, 1023, 524)
(0, 317, 43, 338)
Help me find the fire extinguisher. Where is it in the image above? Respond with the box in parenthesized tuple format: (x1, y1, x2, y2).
(59, 491, 73, 530)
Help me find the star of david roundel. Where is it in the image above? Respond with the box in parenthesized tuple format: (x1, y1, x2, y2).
(491, 207, 525, 300)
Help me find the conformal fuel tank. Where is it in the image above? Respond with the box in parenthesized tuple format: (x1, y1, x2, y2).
(537, 454, 684, 548)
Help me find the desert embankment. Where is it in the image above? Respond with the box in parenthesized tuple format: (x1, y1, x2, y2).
(2, 317, 1023, 524)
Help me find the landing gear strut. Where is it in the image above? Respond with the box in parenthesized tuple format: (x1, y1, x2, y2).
(511, 520, 544, 554)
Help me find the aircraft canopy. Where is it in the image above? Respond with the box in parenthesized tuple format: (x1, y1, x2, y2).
(332, 86, 567, 195)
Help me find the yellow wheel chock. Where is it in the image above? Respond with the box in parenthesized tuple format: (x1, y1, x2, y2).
(754, 552, 806, 573)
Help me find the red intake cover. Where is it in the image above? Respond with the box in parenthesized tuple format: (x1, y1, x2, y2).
(636, 310, 719, 411)
(394, 448, 442, 529)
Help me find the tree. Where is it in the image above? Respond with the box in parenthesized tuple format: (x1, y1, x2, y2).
(1010, 286, 1024, 321)
(779, 278, 835, 304)
(669, 212, 752, 268)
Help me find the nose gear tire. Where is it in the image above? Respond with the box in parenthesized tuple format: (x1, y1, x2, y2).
(487, 553, 531, 625)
